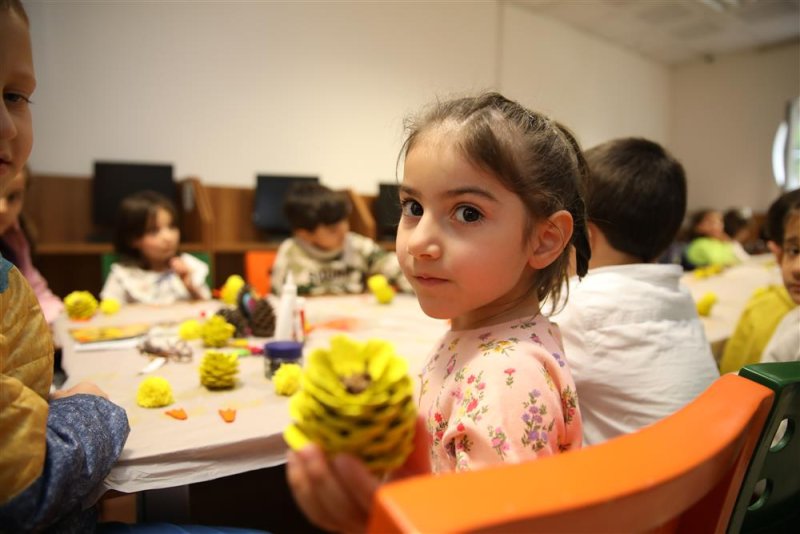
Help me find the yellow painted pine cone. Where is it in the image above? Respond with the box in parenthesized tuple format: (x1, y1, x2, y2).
(199, 350, 239, 389)
(64, 291, 99, 320)
(99, 297, 121, 315)
(220, 275, 246, 305)
(178, 319, 203, 340)
(284, 335, 416, 474)
(274, 363, 303, 396)
(201, 315, 236, 347)
(696, 292, 718, 317)
(368, 274, 395, 304)
(137, 376, 174, 408)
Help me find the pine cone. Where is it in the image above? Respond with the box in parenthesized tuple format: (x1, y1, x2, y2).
(249, 299, 276, 337)
(199, 350, 239, 389)
(284, 335, 416, 475)
(216, 307, 249, 337)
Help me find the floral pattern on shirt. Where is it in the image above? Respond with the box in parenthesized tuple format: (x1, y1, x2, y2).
(418, 314, 582, 473)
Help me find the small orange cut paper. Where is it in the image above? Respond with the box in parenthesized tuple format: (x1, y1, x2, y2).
(219, 408, 237, 423)
(165, 408, 188, 420)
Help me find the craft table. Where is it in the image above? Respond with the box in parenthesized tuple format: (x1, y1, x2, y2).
(56, 294, 447, 495)
(680, 254, 782, 356)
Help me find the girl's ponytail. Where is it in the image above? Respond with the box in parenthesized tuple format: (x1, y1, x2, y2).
(554, 122, 591, 278)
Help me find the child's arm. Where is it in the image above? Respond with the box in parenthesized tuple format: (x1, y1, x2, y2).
(286, 417, 431, 533)
(0, 383, 130, 531)
(170, 255, 210, 300)
(359, 236, 413, 293)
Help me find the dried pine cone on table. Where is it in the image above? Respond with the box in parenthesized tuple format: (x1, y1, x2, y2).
(216, 307, 249, 337)
(248, 299, 276, 337)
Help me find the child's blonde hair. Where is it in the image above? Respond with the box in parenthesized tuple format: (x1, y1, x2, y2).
(399, 92, 590, 309)
(1, 0, 28, 24)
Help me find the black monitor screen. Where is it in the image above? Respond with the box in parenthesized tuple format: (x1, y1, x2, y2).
(253, 175, 319, 237)
(92, 162, 176, 232)
(374, 183, 401, 241)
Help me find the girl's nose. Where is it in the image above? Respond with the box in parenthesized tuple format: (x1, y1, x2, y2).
(405, 215, 441, 260)
(0, 104, 16, 140)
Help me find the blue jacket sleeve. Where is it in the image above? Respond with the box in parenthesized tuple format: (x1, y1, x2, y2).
(0, 394, 130, 532)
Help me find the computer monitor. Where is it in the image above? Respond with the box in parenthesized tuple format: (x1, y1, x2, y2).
(374, 182, 401, 241)
(91, 162, 176, 241)
(252, 175, 319, 238)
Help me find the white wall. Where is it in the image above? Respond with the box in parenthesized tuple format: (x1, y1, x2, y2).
(671, 42, 800, 213)
(26, 1, 498, 192)
(500, 4, 670, 150)
(24, 1, 672, 196)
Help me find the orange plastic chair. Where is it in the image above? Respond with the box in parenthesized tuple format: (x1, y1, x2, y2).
(369, 374, 774, 534)
(244, 250, 277, 296)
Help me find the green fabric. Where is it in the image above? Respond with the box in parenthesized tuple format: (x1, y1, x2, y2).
(731, 362, 800, 533)
(719, 285, 796, 374)
(685, 237, 738, 268)
(101, 252, 213, 289)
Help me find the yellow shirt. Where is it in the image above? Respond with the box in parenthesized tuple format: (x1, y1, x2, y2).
(719, 285, 796, 374)
(0, 257, 53, 504)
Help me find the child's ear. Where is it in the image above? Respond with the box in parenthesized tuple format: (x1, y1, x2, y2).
(528, 210, 573, 269)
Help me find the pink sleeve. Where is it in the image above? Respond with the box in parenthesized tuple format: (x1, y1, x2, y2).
(26, 267, 64, 324)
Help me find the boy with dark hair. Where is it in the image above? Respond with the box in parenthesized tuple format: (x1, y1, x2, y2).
(271, 183, 411, 296)
(554, 137, 719, 445)
(759, 189, 800, 363)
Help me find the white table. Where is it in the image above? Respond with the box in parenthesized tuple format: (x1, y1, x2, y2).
(681, 254, 782, 349)
(56, 294, 447, 494)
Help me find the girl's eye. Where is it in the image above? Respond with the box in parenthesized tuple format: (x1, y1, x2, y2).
(4, 92, 32, 105)
(5, 192, 22, 204)
(400, 199, 423, 217)
(454, 205, 483, 223)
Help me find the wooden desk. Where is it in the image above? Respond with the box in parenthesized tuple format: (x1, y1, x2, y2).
(56, 294, 446, 495)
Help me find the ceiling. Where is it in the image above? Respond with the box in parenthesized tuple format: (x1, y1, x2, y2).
(509, 0, 800, 65)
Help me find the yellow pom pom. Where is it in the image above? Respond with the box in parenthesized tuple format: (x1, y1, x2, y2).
(64, 291, 99, 320)
(368, 274, 395, 304)
(99, 298, 121, 315)
(284, 335, 416, 474)
(178, 319, 203, 340)
(696, 292, 718, 317)
(199, 350, 239, 389)
(200, 315, 236, 347)
(274, 363, 302, 396)
(137, 376, 174, 408)
(220, 275, 246, 305)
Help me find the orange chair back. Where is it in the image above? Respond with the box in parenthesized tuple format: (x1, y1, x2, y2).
(244, 250, 277, 296)
(369, 374, 773, 534)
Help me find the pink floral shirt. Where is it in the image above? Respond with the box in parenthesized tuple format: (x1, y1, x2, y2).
(418, 314, 581, 473)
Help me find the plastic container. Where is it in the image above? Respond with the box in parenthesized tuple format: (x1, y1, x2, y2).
(264, 340, 303, 378)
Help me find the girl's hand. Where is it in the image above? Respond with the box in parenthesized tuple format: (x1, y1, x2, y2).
(50, 381, 109, 401)
(170, 256, 204, 299)
(286, 416, 432, 533)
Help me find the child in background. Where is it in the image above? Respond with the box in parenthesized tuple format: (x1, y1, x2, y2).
(286, 93, 591, 531)
(685, 208, 741, 268)
(723, 207, 754, 259)
(718, 191, 800, 373)
(0, 1, 130, 530)
(270, 182, 412, 296)
(760, 189, 800, 363)
(0, 165, 63, 323)
(101, 190, 211, 304)
(552, 138, 719, 446)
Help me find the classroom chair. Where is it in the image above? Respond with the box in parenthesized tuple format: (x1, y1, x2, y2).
(728, 361, 800, 533)
(244, 250, 277, 296)
(100, 252, 213, 289)
(368, 374, 774, 534)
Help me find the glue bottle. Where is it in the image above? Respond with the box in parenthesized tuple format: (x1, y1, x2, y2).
(274, 272, 298, 341)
